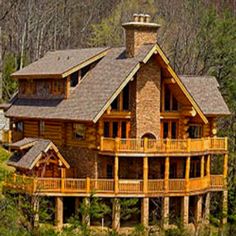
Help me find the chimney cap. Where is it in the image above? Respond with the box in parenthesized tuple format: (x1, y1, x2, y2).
(122, 13, 160, 29)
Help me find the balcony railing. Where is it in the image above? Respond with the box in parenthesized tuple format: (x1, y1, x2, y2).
(4, 174, 225, 196)
(100, 137, 227, 154)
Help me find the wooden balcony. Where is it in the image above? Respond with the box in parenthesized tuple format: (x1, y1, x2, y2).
(3, 174, 225, 197)
(100, 137, 227, 155)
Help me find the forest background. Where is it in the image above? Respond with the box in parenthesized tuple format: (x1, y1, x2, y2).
(0, 0, 235, 235)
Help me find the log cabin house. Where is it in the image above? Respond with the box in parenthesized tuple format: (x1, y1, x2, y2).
(3, 14, 230, 230)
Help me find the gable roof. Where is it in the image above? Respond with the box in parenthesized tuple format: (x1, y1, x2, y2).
(8, 138, 69, 170)
(5, 43, 230, 123)
(6, 44, 155, 121)
(180, 75, 230, 115)
(12, 47, 109, 79)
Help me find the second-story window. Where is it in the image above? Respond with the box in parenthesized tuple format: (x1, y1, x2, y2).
(73, 123, 86, 140)
(103, 120, 130, 138)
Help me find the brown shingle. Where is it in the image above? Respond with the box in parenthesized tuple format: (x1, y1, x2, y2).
(12, 47, 108, 78)
(6, 44, 155, 121)
(180, 75, 230, 115)
(8, 139, 51, 169)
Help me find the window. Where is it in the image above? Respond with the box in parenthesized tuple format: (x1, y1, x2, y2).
(104, 122, 110, 137)
(70, 71, 79, 87)
(111, 97, 119, 110)
(73, 123, 86, 140)
(164, 84, 178, 111)
(106, 164, 113, 178)
(171, 122, 177, 139)
(121, 122, 127, 138)
(112, 122, 118, 138)
(188, 125, 202, 138)
(162, 120, 178, 139)
(122, 84, 129, 110)
(163, 122, 169, 138)
(164, 85, 171, 111)
(15, 121, 23, 132)
(103, 121, 130, 138)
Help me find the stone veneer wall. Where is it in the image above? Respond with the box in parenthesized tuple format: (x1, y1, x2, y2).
(130, 56, 161, 138)
(59, 146, 98, 178)
(125, 27, 157, 57)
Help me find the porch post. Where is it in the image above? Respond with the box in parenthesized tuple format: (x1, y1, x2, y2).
(82, 197, 90, 226)
(141, 197, 149, 227)
(55, 197, 63, 229)
(185, 156, 190, 192)
(201, 156, 205, 177)
(143, 156, 148, 194)
(164, 157, 169, 192)
(32, 196, 39, 228)
(181, 196, 189, 225)
(163, 197, 169, 228)
(195, 195, 203, 224)
(114, 155, 119, 194)
(204, 192, 210, 224)
(222, 190, 228, 224)
(112, 198, 120, 231)
(223, 153, 228, 180)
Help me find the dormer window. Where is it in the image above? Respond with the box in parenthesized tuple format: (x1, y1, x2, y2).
(70, 71, 80, 87)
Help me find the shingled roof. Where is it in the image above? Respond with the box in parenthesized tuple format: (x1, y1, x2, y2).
(8, 138, 69, 170)
(12, 47, 109, 78)
(180, 76, 230, 115)
(6, 44, 155, 121)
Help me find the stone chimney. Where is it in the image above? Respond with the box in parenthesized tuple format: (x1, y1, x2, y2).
(122, 14, 160, 58)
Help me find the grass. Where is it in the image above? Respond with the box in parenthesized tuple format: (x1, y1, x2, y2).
(0, 146, 14, 194)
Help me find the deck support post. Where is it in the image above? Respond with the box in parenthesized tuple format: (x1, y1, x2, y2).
(55, 197, 63, 230)
(75, 198, 80, 215)
(114, 155, 119, 194)
(181, 196, 189, 225)
(164, 157, 169, 192)
(141, 197, 149, 227)
(204, 192, 210, 224)
(32, 196, 39, 228)
(82, 197, 90, 226)
(222, 190, 228, 224)
(112, 198, 120, 232)
(162, 197, 169, 229)
(223, 153, 228, 180)
(195, 195, 202, 224)
(143, 156, 148, 194)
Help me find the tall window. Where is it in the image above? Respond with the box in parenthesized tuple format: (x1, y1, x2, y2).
(164, 84, 178, 111)
(103, 121, 130, 138)
(188, 125, 202, 138)
(162, 120, 178, 139)
(110, 84, 130, 111)
(15, 121, 23, 133)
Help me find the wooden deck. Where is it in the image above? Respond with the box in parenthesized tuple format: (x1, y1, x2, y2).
(3, 174, 225, 197)
(100, 137, 227, 155)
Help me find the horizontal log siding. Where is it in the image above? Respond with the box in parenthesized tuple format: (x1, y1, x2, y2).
(24, 120, 39, 137)
(43, 121, 63, 146)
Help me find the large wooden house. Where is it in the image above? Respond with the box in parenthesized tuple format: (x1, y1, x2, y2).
(3, 14, 230, 230)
